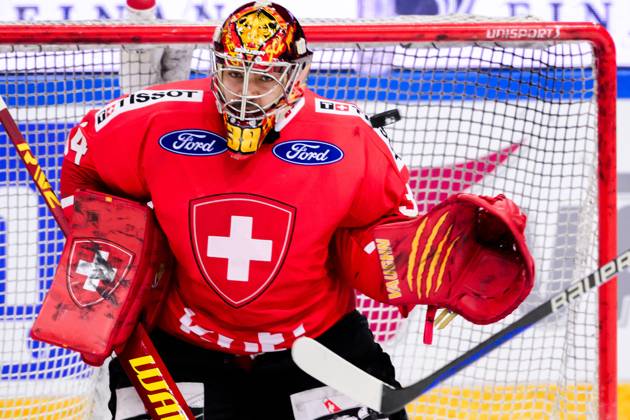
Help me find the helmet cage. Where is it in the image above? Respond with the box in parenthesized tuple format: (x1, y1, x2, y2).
(212, 51, 311, 128)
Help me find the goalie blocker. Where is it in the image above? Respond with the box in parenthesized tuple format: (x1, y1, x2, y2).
(30, 190, 174, 366)
(337, 193, 534, 343)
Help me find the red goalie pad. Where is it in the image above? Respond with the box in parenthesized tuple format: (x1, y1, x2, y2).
(373, 193, 534, 326)
(30, 190, 173, 366)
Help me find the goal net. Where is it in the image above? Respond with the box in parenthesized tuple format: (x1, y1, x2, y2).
(0, 16, 617, 419)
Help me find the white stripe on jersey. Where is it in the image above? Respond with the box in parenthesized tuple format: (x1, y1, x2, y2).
(370, 125, 405, 172)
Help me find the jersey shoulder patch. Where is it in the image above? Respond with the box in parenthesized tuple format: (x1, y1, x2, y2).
(314, 97, 363, 118)
(94, 88, 204, 132)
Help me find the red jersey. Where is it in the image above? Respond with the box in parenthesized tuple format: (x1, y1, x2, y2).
(60, 78, 413, 355)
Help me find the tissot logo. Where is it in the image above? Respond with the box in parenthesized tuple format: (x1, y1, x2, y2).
(94, 89, 203, 131)
(159, 129, 228, 156)
(272, 140, 343, 166)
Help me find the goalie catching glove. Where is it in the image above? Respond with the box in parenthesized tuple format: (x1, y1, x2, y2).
(337, 193, 534, 344)
(377, 193, 534, 342)
(30, 190, 173, 366)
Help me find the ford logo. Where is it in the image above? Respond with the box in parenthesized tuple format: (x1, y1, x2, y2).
(272, 140, 343, 166)
(159, 129, 228, 156)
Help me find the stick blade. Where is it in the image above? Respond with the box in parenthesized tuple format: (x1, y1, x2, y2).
(291, 336, 389, 412)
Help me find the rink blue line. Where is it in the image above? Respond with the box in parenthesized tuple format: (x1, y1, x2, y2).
(2, 67, 628, 106)
(0, 67, 626, 109)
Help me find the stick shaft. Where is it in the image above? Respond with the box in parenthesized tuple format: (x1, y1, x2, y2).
(380, 248, 630, 414)
(0, 98, 194, 419)
(0, 99, 70, 235)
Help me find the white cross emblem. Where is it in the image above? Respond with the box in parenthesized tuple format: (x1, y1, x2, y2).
(75, 250, 117, 291)
(206, 215, 273, 282)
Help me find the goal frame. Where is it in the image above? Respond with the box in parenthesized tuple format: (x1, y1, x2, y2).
(0, 20, 617, 418)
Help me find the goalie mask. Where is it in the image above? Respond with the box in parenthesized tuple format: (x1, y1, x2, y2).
(212, 1, 313, 159)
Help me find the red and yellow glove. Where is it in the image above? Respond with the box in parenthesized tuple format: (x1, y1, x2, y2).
(372, 193, 535, 343)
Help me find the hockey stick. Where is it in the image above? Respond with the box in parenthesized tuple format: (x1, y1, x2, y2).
(293, 248, 630, 415)
(0, 97, 194, 420)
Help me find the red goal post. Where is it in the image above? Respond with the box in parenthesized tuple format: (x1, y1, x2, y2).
(0, 19, 617, 419)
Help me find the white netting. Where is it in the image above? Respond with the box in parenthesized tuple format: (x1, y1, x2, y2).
(0, 18, 605, 419)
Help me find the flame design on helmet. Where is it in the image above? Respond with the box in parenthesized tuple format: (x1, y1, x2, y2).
(216, 2, 308, 63)
(235, 9, 283, 54)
